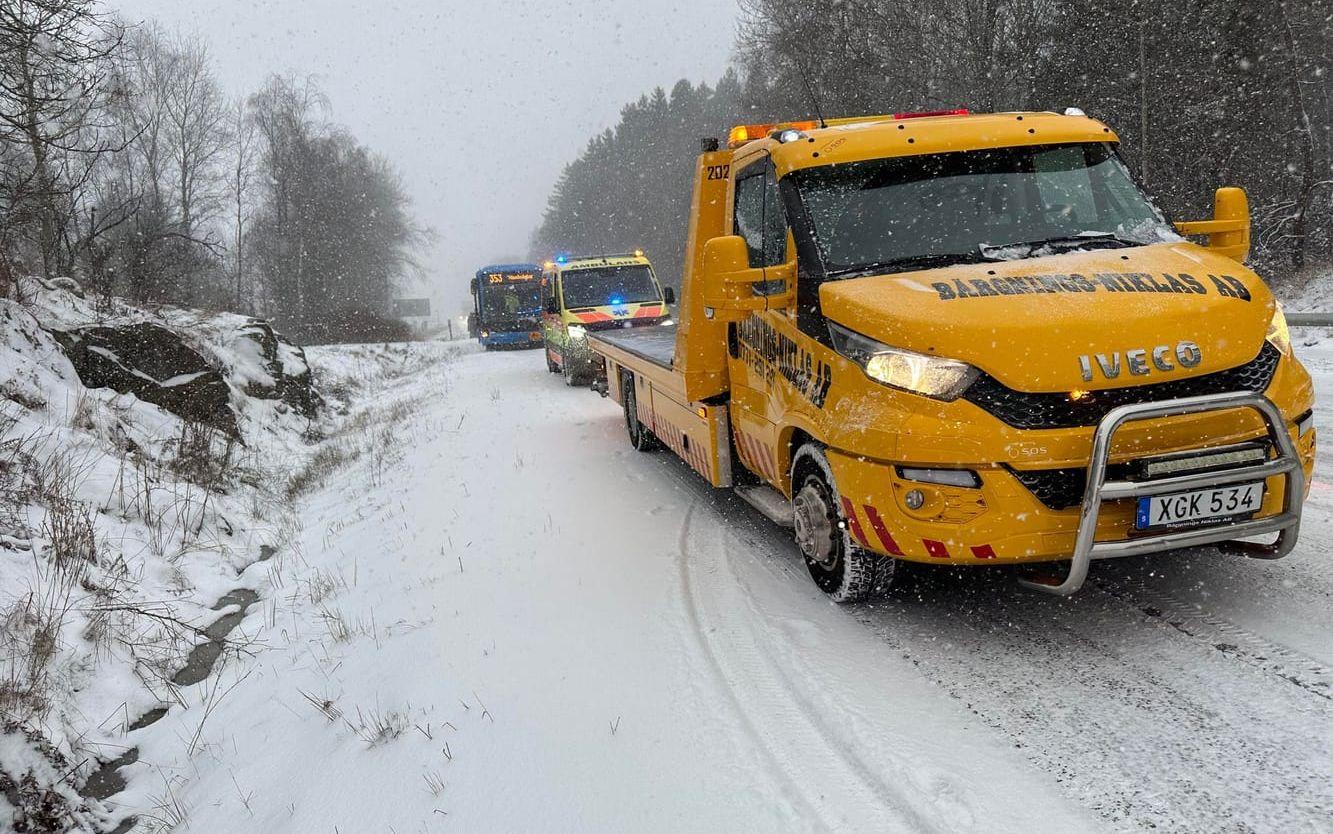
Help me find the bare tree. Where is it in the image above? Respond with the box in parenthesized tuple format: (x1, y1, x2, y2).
(227, 96, 257, 311)
(86, 23, 230, 304)
(248, 73, 327, 323)
(0, 0, 123, 279)
(161, 32, 228, 239)
(1275, 0, 1331, 271)
(107, 22, 169, 212)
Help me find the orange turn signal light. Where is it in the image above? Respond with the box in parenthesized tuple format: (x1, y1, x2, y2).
(727, 120, 820, 148)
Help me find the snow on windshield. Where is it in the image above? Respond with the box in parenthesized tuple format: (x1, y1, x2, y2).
(795, 142, 1178, 272)
(561, 265, 659, 308)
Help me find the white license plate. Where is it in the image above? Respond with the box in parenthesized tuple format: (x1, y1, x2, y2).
(1135, 482, 1264, 530)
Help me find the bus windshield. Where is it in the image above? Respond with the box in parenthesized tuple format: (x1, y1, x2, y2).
(480, 281, 541, 322)
(790, 142, 1179, 277)
(561, 265, 659, 308)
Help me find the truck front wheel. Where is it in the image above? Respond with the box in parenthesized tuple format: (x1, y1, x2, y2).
(621, 373, 657, 452)
(791, 445, 894, 603)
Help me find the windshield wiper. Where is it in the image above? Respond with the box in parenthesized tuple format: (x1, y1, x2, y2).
(826, 252, 993, 280)
(979, 231, 1144, 261)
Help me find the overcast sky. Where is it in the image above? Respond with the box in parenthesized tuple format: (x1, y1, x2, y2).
(111, 0, 740, 313)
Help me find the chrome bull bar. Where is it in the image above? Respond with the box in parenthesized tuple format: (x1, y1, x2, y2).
(1019, 391, 1305, 596)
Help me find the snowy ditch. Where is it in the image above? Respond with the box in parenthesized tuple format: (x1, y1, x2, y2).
(1, 278, 461, 832)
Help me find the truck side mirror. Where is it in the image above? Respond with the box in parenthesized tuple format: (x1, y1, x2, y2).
(544, 296, 559, 315)
(700, 236, 765, 318)
(1175, 187, 1250, 263)
(662, 286, 676, 305)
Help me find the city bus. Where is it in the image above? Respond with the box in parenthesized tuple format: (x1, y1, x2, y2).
(470, 263, 544, 350)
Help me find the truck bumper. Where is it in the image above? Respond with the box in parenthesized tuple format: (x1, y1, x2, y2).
(827, 393, 1316, 577)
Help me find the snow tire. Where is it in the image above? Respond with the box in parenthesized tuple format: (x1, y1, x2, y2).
(791, 443, 895, 603)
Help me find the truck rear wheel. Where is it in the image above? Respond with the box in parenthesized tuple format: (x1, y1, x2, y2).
(621, 373, 657, 452)
(791, 445, 894, 603)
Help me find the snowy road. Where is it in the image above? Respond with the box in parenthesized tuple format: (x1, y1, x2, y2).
(150, 341, 1332, 833)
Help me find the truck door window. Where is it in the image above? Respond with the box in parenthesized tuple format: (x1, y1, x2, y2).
(734, 169, 767, 266)
(733, 161, 788, 296)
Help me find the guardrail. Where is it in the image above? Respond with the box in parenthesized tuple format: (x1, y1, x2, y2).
(1286, 312, 1333, 327)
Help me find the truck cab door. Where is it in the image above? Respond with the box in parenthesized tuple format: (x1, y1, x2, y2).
(727, 156, 801, 490)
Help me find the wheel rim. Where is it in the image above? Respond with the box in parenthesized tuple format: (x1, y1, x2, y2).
(793, 479, 838, 571)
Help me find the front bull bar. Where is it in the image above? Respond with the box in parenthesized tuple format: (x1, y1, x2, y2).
(1019, 391, 1305, 596)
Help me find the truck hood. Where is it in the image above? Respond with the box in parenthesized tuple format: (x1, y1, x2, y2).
(819, 242, 1277, 393)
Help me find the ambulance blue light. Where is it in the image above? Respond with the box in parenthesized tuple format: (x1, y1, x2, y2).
(610, 295, 624, 305)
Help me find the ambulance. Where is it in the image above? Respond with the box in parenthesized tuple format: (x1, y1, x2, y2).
(540, 252, 674, 385)
(585, 109, 1315, 600)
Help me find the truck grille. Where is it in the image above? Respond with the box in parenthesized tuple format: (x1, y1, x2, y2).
(1007, 466, 1097, 510)
(1009, 441, 1274, 511)
(964, 343, 1280, 430)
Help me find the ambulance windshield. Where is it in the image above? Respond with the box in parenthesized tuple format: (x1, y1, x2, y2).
(561, 265, 660, 308)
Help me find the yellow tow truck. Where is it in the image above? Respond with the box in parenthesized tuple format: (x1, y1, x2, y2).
(586, 109, 1316, 600)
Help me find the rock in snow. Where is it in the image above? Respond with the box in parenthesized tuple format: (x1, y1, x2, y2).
(49, 322, 238, 436)
(229, 319, 321, 418)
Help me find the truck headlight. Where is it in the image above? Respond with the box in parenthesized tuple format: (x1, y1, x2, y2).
(567, 325, 587, 341)
(829, 322, 979, 401)
(1266, 304, 1291, 356)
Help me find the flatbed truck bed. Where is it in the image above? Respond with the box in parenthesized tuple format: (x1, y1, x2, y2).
(590, 325, 676, 369)
(589, 325, 734, 489)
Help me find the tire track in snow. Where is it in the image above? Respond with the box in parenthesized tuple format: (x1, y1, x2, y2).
(1090, 575, 1333, 702)
(673, 501, 831, 833)
(881, 579, 1333, 833)
(675, 498, 952, 834)
(710, 529, 983, 833)
(642, 423, 1329, 831)
(682, 487, 1330, 832)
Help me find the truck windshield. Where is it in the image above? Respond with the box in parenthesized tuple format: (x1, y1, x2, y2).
(481, 282, 541, 321)
(561, 265, 659, 308)
(791, 142, 1178, 276)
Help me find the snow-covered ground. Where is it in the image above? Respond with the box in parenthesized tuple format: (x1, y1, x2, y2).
(88, 336, 1331, 834)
